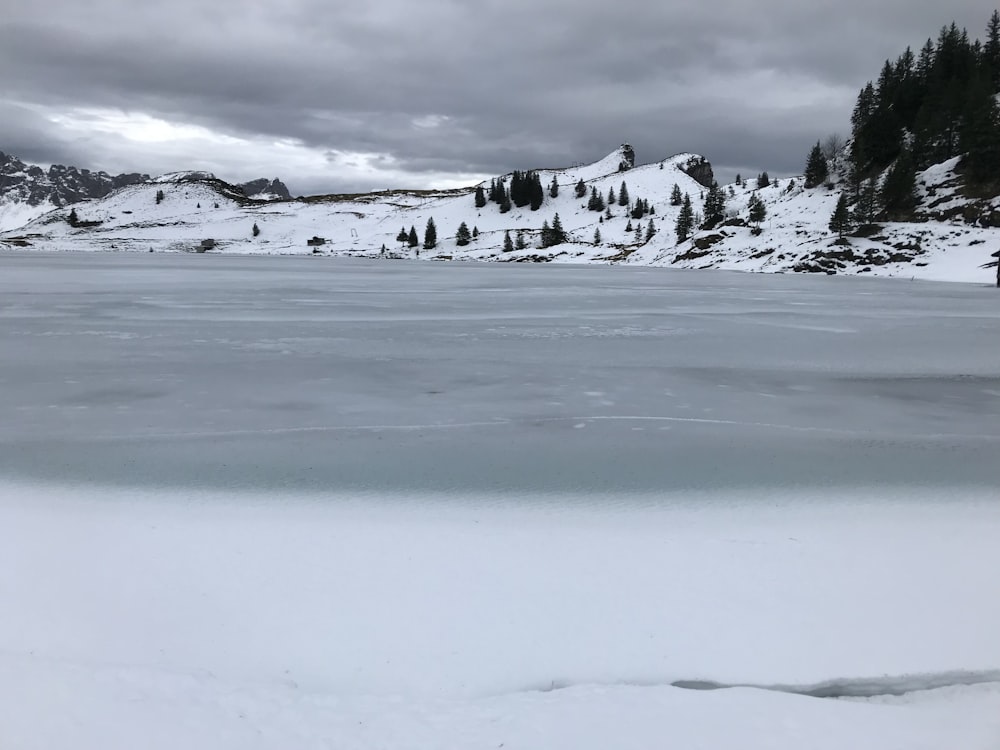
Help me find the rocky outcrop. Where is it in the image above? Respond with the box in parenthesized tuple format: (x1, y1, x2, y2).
(1, 150, 291, 210)
(618, 144, 635, 172)
(680, 155, 714, 188)
(0, 151, 148, 207)
(238, 178, 291, 200)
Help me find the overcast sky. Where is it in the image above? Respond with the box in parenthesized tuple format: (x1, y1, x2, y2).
(1, 1, 995, 195)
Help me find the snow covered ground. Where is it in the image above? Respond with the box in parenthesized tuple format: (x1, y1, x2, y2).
(4, 146, 998, 284)
(1, 253, 999, 748)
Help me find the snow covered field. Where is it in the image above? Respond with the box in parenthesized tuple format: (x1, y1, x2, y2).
(1, 252, 999, 748)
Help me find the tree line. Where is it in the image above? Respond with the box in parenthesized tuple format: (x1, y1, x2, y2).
(847, 10, 1000, 194)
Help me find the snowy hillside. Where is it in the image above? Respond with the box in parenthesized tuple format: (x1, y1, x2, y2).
(0, 196, 54, 233)
(3, 145, 999, 284)
(659, 160, 1000, 284)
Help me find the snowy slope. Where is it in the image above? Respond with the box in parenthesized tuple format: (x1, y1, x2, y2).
(0, 196, 54, 232)
(0, 148, 706, 259)
(3, 145, 998, 284)
(659, 164, 1000, 283)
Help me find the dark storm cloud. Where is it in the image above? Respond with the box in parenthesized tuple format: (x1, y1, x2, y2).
(1, 0, 995, 192)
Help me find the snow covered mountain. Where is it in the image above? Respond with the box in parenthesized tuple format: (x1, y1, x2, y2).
(0, 150, 289, 232)
(2, 145, 998, 284)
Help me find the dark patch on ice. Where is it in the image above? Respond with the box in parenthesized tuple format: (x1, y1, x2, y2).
(528, 669, 1000, 699)
(672, 669, 1000, 698)
(62, 387, 167, 406)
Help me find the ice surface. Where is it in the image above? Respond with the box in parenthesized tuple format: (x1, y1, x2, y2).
(1, 252, 998, 493)
(1, 252, 999, 748)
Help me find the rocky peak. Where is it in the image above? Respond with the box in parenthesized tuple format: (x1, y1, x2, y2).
(238, 178, 291, 200)
(680, 155, 714, 188)
(618, 144, 635, 172)
(1, 150, 292, 212)
(0, 151, 149, 207)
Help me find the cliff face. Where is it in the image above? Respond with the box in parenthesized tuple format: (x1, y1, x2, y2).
(1, 151, 292, 214)
(0, 152, 148, 207)
(238, 178, 291, 199)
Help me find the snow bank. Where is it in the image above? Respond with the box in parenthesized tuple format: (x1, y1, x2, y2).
(1, 483, 998, 748)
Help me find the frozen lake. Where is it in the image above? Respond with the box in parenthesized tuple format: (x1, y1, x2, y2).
(1, 251, 999, 495)
(2, 252, 1000, 749)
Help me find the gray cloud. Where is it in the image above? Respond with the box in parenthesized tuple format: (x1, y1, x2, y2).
(1, 0, 994, 193)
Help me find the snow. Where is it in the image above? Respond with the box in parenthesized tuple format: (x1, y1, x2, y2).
(1, 253, 999, 748)
(0, 196, 54, 232)
(151, 170, 217, 183)
(3, 146, 999, 284)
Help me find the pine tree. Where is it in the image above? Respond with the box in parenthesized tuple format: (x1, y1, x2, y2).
(588, 186, 605, 211)
(853, 178, 879, 225)
(540, 220, 552, 248)
(986, 10, 1000, 89)
(575, 179, 587, 198)
(67, 208, 78, 226)
(619, 182, 629, 206)
(529, 173, 544, 211)
(758, 172, 770, 188)
(408, 226, 419, 248)
(155, 189, 164, 204)
(645, 218, 656, 241)
(880, 148, 918, 218)
(550, 213, 566, 245)
(511, 171, 528, 208)
(608, 186, 616, 206)
(472, 226, 479, 238)
(423, 217, 437, 249)
(675, 194, 694, 242)
(702, 181, 726, 227)
(594, 227, 602, 245)
(748, 194, 767, 226)
(804, 142, 830, 188)
(829, 194, 852, 237)
(499, 190, 512, 213)
(456, 221, 471, 246)
(475, 185, 487, 208)
(604, 205, 612, 219)
(625, 220, 633, 233)
(515, 231, 527, 250)
(670, 184, 682, 205)
(549, 175, 559, 199)
(503, 230, 514, 253)
(252, 222, 260, 237)
(735, 174, 743, 186)
(960, 72, 1000, 183)
(634, 225, 643, 243)
(397, 227, 408, 243)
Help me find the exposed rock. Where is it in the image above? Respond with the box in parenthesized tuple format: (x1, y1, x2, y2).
(0, 151, 148, 207)
(681, 155, 714, 188)
(238, 178, 291, 200)
(672, 247, 713, 263)
(693, 233, 725, 250)
(1, 150, 291, 214)
(618, 144, 635, 172)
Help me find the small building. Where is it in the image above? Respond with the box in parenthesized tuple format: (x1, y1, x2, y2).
(196, 239, 216, 253)
(306, 236, 326, 247)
